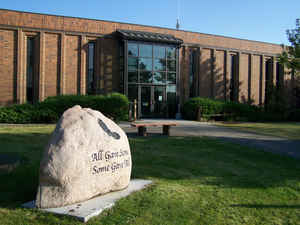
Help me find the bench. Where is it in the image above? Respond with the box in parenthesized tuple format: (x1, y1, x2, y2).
(130, 122, 177, 136)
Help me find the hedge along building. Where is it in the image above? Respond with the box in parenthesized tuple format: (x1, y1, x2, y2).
(0, 9, 288, 118)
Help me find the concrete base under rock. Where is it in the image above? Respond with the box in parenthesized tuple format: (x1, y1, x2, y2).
(23, 179, 152, 222)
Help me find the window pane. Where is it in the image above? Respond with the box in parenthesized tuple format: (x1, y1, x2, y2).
(128, 43, 138, 57)
(154, 59, 166, 71)
(139, 44, 152, 57)
(167, 60, 176, 72)
(128, 85, 138, 101)
(166, 85, 177, 118)
(88, 43, 95, 70)
(154, 45, 165, 59)
(167, 72, 176, 84)
(166, 47, 176, 59)
(140, 71, 152, 83)
(27, 37, 35, 103)
(128, 71, 138, 83)
(139, 58, 152, 71)
(153, 72, 166, 84)
(128, 57, 138, 71)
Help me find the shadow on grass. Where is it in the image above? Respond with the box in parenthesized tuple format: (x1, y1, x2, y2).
(219, 137, 300, 159)
(0, 132, 49, 208)
(230, 204, 300, 209)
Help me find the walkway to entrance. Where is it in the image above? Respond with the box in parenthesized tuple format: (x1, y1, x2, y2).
(120, 119, 300, 159)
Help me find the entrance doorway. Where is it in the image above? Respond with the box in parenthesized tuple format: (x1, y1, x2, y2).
(140, 86, 166, 118)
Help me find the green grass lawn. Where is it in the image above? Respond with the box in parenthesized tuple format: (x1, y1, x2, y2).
(216, 122, 300, 140)
(1, 125, 300, 225)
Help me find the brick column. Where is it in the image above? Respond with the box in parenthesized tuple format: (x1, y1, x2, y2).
(210, 49, 216, 98)
(272, 56, 276, 86)
(17, 28, 25, 104)
(197, 47, 202, 97)
(95, 38, 101, 94)
(80, 35, 87, 95)
(60, 33, 66, 95)
(181, 45, 189, 102)
(224, 50, 230, 101)
(236, 51, 241, 102)
(39, 31, 45, 102)
(259, 55, 265, 105)
(248, 54, 253, 102)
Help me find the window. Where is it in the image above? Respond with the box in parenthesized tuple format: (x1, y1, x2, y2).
(276, 62, 284, 88)
(230, 54, 238, 101)
(265, 58, 273, 106)
(26, 37, 36, 103)
(126, 42, 177, 85)
(87, 42, 95, 94)
(189, 49, 197, 97)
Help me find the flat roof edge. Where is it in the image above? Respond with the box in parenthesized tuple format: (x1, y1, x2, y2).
(0, 8, 283, 47)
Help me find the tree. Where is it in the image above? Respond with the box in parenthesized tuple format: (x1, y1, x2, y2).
(278, 18, 300, 75)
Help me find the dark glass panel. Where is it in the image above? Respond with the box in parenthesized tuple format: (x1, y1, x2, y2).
(166, 47, 176, 59)
(153, 72, 166, 84)
(140, 71, 152, 83)
(128, 85, 138, 101)
(88, 43, 95, 69)
(167, 60, 176, 72)
(166, 85, 177, 118)
(154, 45, 166, 59)
(139, 58, 152, 71)
(128, 71, 138, 83)
(87, 42, 95, 94)
(26, 37, 35, 103)
(128, 43, 138, 56)
(120, 43, 124, 57)
(154, 59, 166, 71)
(141, 86, 151, 117)
(154, 86, 167, 117)
(167, 72, 176, 84)
(128, 57, 138, 71)
(139, 44, 152, 58)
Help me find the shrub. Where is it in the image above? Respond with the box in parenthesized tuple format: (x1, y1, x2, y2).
(182, 97, 286, 122)
(182, 97, 224, 120)
(0, 93, 129, 124)
(288, 109, 300, 121)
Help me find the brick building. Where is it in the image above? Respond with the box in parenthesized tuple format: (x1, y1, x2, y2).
(0, 9, 289, 118)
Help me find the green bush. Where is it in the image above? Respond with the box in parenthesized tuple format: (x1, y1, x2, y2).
(0, 93, 129, 124)
(182, 97, 224, 120)
(182, 97, 285, 122)
(223, 101, 260, 121)
(288, 109, 300, 121)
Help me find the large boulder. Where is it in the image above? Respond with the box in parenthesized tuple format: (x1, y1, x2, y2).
(35, 105, 131, 208)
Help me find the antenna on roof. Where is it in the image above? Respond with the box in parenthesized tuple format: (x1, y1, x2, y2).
(176, 0, 180, 30)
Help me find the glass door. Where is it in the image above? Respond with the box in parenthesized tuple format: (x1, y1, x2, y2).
(153, 86, 166, 118)
(141, 86, 151, 117)
(140, 85, 166, 118)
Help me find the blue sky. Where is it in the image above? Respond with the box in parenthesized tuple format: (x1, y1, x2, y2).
(1, 0, 299, 45)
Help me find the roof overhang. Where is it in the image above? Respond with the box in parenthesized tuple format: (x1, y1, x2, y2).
(117, 29, 183, 46)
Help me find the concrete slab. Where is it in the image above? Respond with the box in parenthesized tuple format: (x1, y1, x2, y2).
(23, 179, 152, 223)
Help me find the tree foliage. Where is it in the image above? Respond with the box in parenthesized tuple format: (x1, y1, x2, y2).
(279, 18, 300, 75)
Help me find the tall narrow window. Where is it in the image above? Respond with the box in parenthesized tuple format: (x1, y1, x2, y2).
(230, 54, 237, 101)
(265, 59, 273, 106)
(189, 49, 196, 97)
(87, 42, 95, 95)
(276, 62, 284, 88)
(26, 37, 35, 103)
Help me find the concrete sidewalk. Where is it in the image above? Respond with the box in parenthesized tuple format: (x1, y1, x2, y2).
(120, 119, 300, 159)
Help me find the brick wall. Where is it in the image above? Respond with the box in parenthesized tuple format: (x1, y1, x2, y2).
(44, 33, 59, 98)
(0, 29, 17, 106)
(0, 9, 287, 107)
